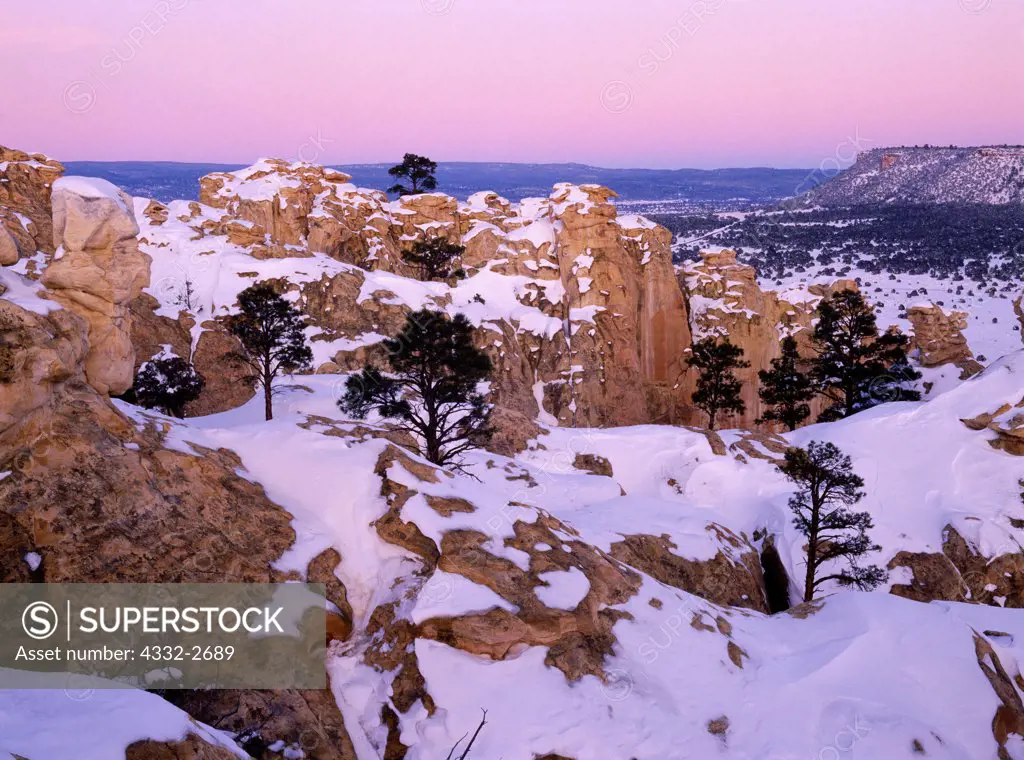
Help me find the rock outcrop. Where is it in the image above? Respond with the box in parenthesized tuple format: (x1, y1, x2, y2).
(609, 527, 769, 612)
(889, 525, 1024, 606)
(142, 163, 702, 428)
(199, 159, 409, 271)
(679, 250, 848, 427)
(132, 160, 935, 433)
(41, 177, 150, 395)
(907, 302, 983, 377)
(962, 396, 1024, 457)
(0, 266, 357, 758)
(0, 146, 65, 261)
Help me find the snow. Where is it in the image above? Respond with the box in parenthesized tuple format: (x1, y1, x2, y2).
(96, 344, 1024, 760)
(535, 567, 590, 609)
(0, 268, 58, 314)
(53, 176, 128, 211)
(507, 219, 556, 248)
(0, 676, 246, 760)
(411, 570, 519, 623)
(407, 593, 1018, 760)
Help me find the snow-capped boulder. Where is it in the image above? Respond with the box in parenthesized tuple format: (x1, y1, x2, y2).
(41, 176, 150, 395)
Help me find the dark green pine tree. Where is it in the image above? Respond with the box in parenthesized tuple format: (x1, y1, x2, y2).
(340, 310, 493, 467)
(133, 356, 205, 418)
(402, 237, 465, 281)
(227, 283, 313, 421)
(779, 441, 886, 602)
(387, 153, 438, 196)
(758, 335, 814, 431)
(686, 336, 750, 430)
(810, 289, 921, 422)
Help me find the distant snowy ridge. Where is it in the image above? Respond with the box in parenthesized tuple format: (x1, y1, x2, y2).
(800, 146, 1024, 205)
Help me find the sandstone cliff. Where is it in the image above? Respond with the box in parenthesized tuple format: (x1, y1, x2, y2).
(135, 162, 701, 428)
(678, 250, 853, 427)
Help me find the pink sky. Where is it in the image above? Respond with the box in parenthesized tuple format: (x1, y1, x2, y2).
(3, 0, 1022, 168)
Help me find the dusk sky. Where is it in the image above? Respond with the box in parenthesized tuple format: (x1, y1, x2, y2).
(3, 0, 1022, 168)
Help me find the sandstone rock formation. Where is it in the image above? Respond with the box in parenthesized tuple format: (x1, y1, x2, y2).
(132, 159, 939, 434)
(889, 525, 1024, 605)
(0, 146, 65, 260)
(41, 177, 150, 395)
(609, 527, 769, 612)
(962, 397, 1024, 456)
(140, 163, 703, 428)
(679, 250, 850, 427)
(907, 302, 983, 377)
(125, 735, 242, 760)
(199, 159, 408, 271)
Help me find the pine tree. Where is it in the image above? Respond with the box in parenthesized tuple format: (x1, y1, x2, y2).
(340, 310, 492, 466)
(402, 237, 465, 281)
(810, 289, 921, 422)
(686, 336, 750, 430)
(779, 441, 886, 602)
(387, 153, 438, 196)
(134, 356, 205, 418)
(758, 335, 814, 431)
(227, 283, 312, 421)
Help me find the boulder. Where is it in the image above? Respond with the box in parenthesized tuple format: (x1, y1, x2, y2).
(962, 397, 1024, 457)
(609, 527, 769, 613)
(907, 302, 983, 377)
(0, 224, 19, 266)
(42, 176, 150, 395)
(889, 525, 1024, 606)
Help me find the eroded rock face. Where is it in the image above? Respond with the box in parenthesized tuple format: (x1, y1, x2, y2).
(157, 163, 704, 429)
(609, 527, 769, 613)
(907, 303, 983, 377)
(679, 251, 842, 428)
(199, 159, 408, 271)
(161, 688, 357, 760)
(889, 525, 1024, 606)
(0, 146, 65, 259)
(0, 294, 86, 449)
(42, 177, 150, 395)
(972, 632, 1024, 758)
(131, 160, 894, 436)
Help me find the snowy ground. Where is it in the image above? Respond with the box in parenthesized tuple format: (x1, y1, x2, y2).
(83, 348, 1024, 759)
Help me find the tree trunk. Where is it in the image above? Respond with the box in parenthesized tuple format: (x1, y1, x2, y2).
(803, 551, 816, 603)
(804, 492, 820, 602)
(264, 378, 273, 421)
